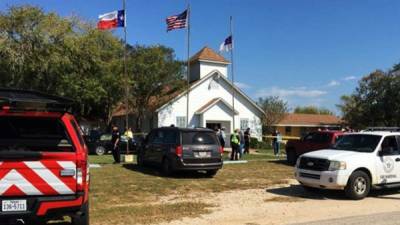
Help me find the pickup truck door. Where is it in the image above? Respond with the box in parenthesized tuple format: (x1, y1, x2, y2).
(376, 135, 400, 184)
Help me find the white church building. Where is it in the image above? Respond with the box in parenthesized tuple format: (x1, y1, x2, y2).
(155, 47, 264, 140)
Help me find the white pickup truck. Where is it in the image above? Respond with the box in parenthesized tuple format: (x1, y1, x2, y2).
(295, 131, 400, 199)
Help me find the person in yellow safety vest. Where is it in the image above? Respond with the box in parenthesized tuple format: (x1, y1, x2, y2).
(124, 127, 133, 140)
(230, 129, 241, 161)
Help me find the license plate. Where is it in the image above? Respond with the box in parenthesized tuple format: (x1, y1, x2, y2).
(196, 151, 211, 158)
(2, 200, 27, 212)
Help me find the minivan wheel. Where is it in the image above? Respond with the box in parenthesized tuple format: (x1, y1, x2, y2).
(345, 170, 370, 200)
(206, 169, 218, 177)
(286, 149, 297, 165)
(95, 146, 106, 156)
(72, 202, 89, 225)
(137, 153, 144, 167)
(162, 158, 173, 176)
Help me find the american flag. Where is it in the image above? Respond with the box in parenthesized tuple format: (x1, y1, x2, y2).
(166, 10, 188, 31)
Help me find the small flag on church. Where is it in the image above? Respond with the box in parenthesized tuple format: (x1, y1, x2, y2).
(97, 10, 125, 30)
(166, 10, 188, 31)
(219, 35, 233, 52)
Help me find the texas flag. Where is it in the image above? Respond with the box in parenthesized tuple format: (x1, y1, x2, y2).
(97, 10, 125, 30)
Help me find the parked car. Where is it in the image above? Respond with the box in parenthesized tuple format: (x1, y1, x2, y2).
(295, 131, 400, 200)
(137, 127, 223, 176)
(85, 132, 143, 155)
(0, 89, 89, 225)
(285, 130, 344, 165)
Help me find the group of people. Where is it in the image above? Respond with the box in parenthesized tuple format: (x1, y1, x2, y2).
(111, 126, 134, 164)
(216, 127, 251, 161)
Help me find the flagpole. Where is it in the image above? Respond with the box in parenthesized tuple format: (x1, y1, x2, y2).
(230, 16, 235, 132)
(186, 4, 191, 128)
(123, 0, 129, 154)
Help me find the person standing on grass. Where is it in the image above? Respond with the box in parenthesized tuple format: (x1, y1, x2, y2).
(111, 126, 121, 164)
(230, 129, 240, 161)
(273, 130, 282, 156)
(244, 128, 251, 154)
(239, 130, 245, 158)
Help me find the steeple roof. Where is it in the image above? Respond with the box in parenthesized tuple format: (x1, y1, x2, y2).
(189, 46, 230, 64)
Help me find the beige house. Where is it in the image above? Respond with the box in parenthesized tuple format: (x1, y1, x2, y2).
(274, 113, 342, 137)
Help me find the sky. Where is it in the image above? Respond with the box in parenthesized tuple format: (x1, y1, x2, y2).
(1, 0, 400, 114)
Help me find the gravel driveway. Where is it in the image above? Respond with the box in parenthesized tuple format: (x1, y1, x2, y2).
(157, 180, 400, 225)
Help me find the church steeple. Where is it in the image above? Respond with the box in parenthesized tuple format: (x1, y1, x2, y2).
(189, 47, 230, 83)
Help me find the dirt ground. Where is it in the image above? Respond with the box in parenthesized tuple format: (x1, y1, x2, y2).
(156, 180, 400, 225)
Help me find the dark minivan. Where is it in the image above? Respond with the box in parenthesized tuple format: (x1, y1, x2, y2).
(137, 127, 223, 176)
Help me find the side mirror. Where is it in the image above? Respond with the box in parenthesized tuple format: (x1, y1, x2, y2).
(378, 150, 384, 157)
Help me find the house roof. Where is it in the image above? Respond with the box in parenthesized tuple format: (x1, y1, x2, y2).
(156, 70, 265, 115)
(195, 98, 239, 115)
(189, 47, 230, 64)
(275, 113, 342, 127)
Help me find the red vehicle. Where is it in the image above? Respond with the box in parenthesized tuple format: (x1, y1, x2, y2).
(285, 130, 344, 165)
(0, 89, 89, 225)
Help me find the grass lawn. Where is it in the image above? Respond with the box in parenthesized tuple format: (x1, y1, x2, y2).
(88, 151, 293, 225)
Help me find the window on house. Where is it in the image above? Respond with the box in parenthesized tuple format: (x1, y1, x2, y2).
(240, 119, 249, 131)
(285, 126, 292, 135)
(176, 116, 186, 128)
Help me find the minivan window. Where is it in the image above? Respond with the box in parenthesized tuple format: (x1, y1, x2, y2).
(0, 116, 73, 152)
(182, 132, 218, 145)
(163, 131, 178, 144)
(153, 130, 164, 144)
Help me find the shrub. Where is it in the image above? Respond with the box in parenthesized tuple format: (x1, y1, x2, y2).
(250, 137, 272, 149)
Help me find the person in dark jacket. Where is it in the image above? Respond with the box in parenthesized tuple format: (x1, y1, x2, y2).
(230, 129, 240, 161)
(111, 126, 121, 163)
(244, 128, 251, 154)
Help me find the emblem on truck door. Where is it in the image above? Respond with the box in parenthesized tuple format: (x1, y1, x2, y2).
(383, 157, 395, 173)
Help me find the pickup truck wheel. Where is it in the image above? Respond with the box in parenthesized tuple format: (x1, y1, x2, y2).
(345, 171, 370, 200)
(95, 146, 106, 156)
(286, 149, 297, 165)
(72, 201, 89, 225)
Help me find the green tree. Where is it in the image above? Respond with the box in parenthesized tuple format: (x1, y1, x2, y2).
(338, 69, 400, 129)
(127, 45, 185, 130)
(257, 96, 289, 134)
(294, 106, 334, 115)
(0, 6, 124, 122)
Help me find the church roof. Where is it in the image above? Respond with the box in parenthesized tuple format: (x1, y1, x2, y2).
(195, 98, 239, 115)
(189, 47, 230, 64)
(156, 70, 265, 115)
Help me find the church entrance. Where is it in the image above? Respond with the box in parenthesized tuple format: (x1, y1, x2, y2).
(206, 120, 231, 147)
